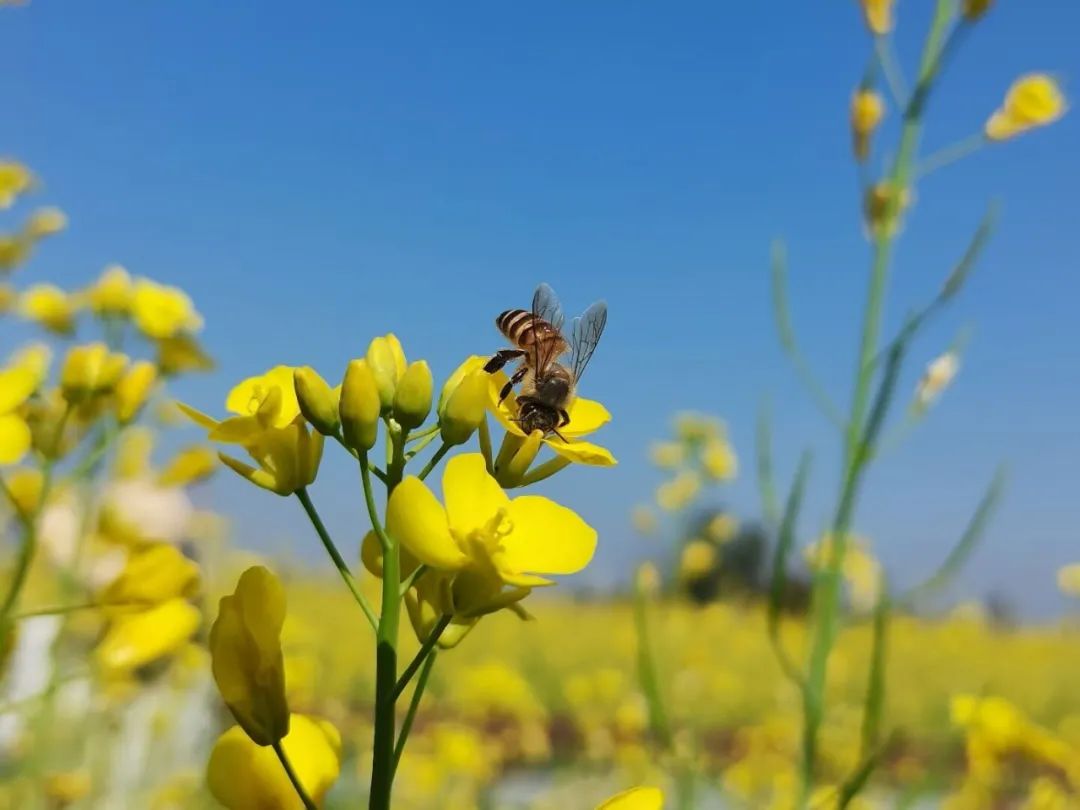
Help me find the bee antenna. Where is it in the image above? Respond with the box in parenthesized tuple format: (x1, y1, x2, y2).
(549, 428, 569, 443)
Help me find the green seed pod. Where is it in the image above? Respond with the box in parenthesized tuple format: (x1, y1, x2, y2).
(392, 361, 433, 431)
(339, 359, 381, 451)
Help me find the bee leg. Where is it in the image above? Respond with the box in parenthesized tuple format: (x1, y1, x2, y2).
(549, 427, 569, 443)
(498, 365, 529, 403)
(558, 409, 571, 428)
(484, 349, 527, 374)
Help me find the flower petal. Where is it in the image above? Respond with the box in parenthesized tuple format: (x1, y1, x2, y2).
(442, 453, 511, 538)
(0, 368, 36, 414)
(175, 401, 220, 431)
(0, 414, 31, 465)
(597, 786, 664, 810)
(562, 397, 611, 437)
(501, 495, 597, 576)
(387, 476, 468, 571)
(547, 438, 617, 466)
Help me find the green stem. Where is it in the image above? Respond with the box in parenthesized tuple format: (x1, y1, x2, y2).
(392, 649, 437, 777)
(405, 423, 440, 444)
(393, 614, 451, 701)
(874, 34, 907, 107)
(296, 488, 378, 631)
(271, 740, 318, 810)
(369, 423, 407, 810)
(633, 581, 672, 750)
(518, 455, 571, 486)
(916, 133, 987, 178)
(477, 415, 494, 473)
(417, 441, 451, 481)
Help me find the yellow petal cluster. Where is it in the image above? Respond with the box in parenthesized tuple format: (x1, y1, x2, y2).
(850, 89, 885, 162)
(131, 278, 203, 339)
(986, 74, 1066, 141)
(0, 160, 33, 209)
(60, 342, 129, 403)
(95, 598, 201, 674)
(0, 365, 37, 465)
(84, 264, 134, 316)
(115, 360, 158, 423)
(209, 566, 290, 745)
(860, 0, 894, 35)
(18, 284, 77, 334)
(99, 544, 200, 608)
(207, 715, 341, 809)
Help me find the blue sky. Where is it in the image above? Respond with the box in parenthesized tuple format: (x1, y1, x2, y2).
(3, 2, 1078, 616)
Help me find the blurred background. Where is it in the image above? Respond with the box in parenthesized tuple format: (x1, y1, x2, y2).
(2, 1, 1078, 808)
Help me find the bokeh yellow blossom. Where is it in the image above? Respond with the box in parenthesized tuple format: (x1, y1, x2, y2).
(649, 441, 684, 468)
(656, 470, 701, 511)
(986, 74, 1066, 141)
(0, 160, 33, 208)
(850, 89, 885, 162)
(95, 597, 201, 674)
(680, 539, 717, 581)
(859, 0, 894, 35)
(0, 365, 35, 465)
(60, 342, 128, 403)
(24, 206, 66, 238)
(207, 714, 341, 810)
(707, 513, 739, 543)
(1057, 563, 1080, 597)
(915, 351, 959, 408)
(702, 437, 738, 480)
(597, 786, 664, 810)
(631, 504, 659, 535)
(131, 278, 203, 339)
(99, 543, 200, 607)
(84, 264, 134, 316)
(114, 360, 158, 423)
(18, 283, 77, 334)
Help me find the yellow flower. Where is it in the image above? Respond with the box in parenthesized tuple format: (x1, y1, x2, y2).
(702, 438, 738, 481)
(0, 161, 33, 209)
(673, 411, 725, 442)
(656, 470, 701, 511)
(114, 360, 157, 423)
(1057, 563, 1080, 597)
(915, 351, 959, 408)
(131, 278, 203, 339)
(158, 445, 218, 487)
(155, 333, 214, 376)
(986, 74, 1066, 141)
(18, 284, 77, 334)
(293, 366, 339, 436)
(860, 0, 894, 35)
(385, 453, 596, 616)
(43, 771, 92, 807)
(4, 468, 42, 518)
(217, 422, 323, 495)
(189, 365, 301, 442)
(805, 534, 882, 612)
(60, 343, 129, 403)
(24, 206, 67, 239)
(635, 561, 662, 596)
(85, 264, 134, 316)
(366, 332, 408, 412)
(0, 234, 31, 272)
(0, 365, 36, 465)
(863, 181, 911, 238)
(338, 358, 381, 451)
(631, 504, 658, 535)
(707, 513, 739, 543)
(680, 539, 717, 581)
(438, 356, 489, 446)
(99, 544, 200, 608)
(9, 342, 52, 387)
(963, 0, 992, 21)
(209, 566, 290, 745)
(488, 370, 616, 467)
(649, 441, 684, 468)
(207, 715, 341, 810)
(597, 787, 664, 810)
(850, 89, 885, 162)
(95, 597, 201, 673)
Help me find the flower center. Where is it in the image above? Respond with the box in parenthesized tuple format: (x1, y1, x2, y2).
(461, 508, 513, 559)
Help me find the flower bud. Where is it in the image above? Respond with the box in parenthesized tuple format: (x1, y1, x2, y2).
(962, 0, 992, 21)
(293, 366, 339, 436)
(25, 207, 67, 239)
(439, 363, 488, 446)
(5, 469, 43, 520)
(365, 333, 407, 413)
(985, 74, 1066, 142)
(392, 361, 433, 431)
(115, 361, 157, 424)
(339, 359, 381, 451)
(495, 429, 544, 488)
(863, 181, 911, 239)
(209, 566, 290, 746)
(86, 264, 133, 316)
(60, 343, 129, 403)
(850, 89, 885, 163)
(860, 0, 894, 35)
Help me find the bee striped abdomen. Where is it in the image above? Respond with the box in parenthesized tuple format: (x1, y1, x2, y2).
(496, 309, 556, 348)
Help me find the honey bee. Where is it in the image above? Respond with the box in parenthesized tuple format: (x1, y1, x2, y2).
(483, 283, 607, 441)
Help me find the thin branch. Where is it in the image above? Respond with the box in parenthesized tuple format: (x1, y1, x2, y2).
(393, 614, 452, 701)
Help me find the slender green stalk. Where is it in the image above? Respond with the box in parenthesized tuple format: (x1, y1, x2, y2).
(405, 423, 440, 444)
(632, 581, 672, 750)
(799, 4, 957, 803)
(296, 488, 378, 630)
(477, 415, 494, 472)
(756, 399, 781, 527)
(859, 588, 890, 759)
(768, 453, 812, 687)
(916, 133, 987, 178)
(369, 422, 407, 810)
(393, 614, 451, 700)
(272, 740, 318, 810)
(361, 451, 394, 552)
(417, 441, 451, 481)
(874, 35, 907, 107)
(399, 564, 428, 598)
(519, 455, 571, 486)
(392, 649, 437, 776)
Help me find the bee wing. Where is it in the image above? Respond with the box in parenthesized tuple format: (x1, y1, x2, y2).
(532, 282, 567, 371)
(570, 300, 607, 383)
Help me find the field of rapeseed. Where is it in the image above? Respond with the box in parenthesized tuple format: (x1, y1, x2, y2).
(1, 0, 1076, 808)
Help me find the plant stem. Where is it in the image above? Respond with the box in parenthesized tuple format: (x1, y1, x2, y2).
(271, 740, 318, 810)
(916, 133, 986, 178)
(296, 488, 378, 630)
(392, 649, 437, 776)
(393, 614, 451, 700)
(417, 441, 451, 481)
(369, 422, 407, 810)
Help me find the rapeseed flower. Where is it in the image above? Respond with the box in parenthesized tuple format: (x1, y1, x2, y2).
(0, 364, 35, 465)
(597, 787, 664, 810)
(95, 597, 201, 673)
(207, 714, 341, 809)
(385, 453, 596, 616)
(131, 278, 203, 339)
(84, 264, 134, 316)
(986, 75, 1066, 141)
(209, 566, 290, 745)
(0, 160, 33, 208)
(860, 0, 894, 35)
(99, 543, 200, 608)
(851, 89, 885, 162)
(19, 283, 77, 334)
(60, 342, 128, 403)
(114, 360, 158, 423)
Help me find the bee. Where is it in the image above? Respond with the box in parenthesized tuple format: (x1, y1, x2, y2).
(483, 283, 607, 441)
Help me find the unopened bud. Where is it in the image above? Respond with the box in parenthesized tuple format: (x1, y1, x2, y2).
(392, 361, 433, 431)
(365, 334, 407, 413)
(438, 361, 488, 446)
(60, 343, 128, 403)
(496, 429, 544, 488)
(293, 366, 339, 436)
(850, 89, 885, 163)
(114, 361, 157, 424)
(339, 359, 381, 451)
(962, 0, 992, 21)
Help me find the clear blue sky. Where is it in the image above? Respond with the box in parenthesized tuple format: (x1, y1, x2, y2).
(4, 2, 1077, 616)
